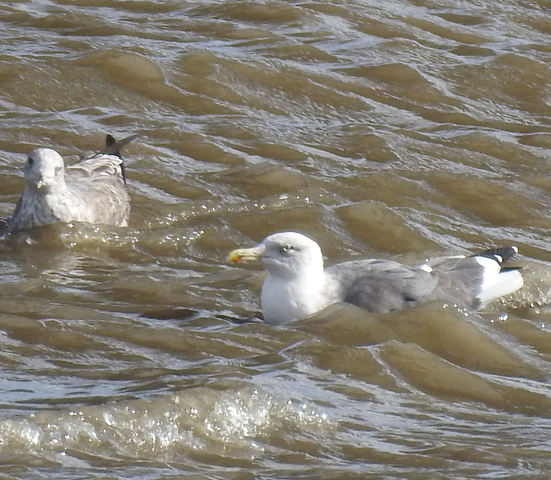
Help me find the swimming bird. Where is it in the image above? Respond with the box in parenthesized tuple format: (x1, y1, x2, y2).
(228, 232, 524, 324)
(8, 134, 137, 234)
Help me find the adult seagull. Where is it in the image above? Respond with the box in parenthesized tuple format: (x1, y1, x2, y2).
(228, 232, 523, 324)
(8, 134, 136, 234)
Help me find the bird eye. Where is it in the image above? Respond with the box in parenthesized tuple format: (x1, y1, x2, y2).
(27, 156, 34, 166)
(279, 245, 295, 254)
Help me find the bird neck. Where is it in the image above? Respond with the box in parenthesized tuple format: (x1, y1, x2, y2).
(261, 268, 327, 324)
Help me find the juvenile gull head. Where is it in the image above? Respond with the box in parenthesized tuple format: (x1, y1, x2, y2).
(229, 232, 524, 325)
(24, 148, 66, 192)
(8, 134, 136, 234)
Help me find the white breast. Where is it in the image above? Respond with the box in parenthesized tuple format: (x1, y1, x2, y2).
(261, 273, 329, 325)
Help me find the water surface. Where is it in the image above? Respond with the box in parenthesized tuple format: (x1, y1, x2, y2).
(0, 0, 550, 478)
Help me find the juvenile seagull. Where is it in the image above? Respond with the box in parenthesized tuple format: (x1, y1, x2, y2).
(8, 134, 137, 234)
(228, 232, 524, 325)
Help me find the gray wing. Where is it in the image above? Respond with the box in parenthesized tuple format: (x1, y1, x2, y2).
(65, 181, 130, 226)
(68, 153, 126, 179)
(65, 154, 130, 226)
(425, 247, 520, 308)
(423, 255, 485, 308)
(326, 260, 438, 313)
(325, 248, 520, 314)
(66, 134, 135, 225)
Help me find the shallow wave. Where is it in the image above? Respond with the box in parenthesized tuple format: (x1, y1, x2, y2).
(0, 0, 550, 478)
(0, 384, 335, 465)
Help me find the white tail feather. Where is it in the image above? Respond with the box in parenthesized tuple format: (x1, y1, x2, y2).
(475, 256, 523, 305)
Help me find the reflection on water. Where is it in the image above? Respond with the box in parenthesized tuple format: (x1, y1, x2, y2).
(0, 0, 550, 478)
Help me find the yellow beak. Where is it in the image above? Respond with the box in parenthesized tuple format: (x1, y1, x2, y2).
(227, 245, 264, 263)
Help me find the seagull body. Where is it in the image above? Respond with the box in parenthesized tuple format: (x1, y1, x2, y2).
(228, 232, 524, 325)
(8, 135, 135, 234)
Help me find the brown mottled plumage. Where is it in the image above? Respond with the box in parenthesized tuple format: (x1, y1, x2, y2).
(8, 134, 136, 234)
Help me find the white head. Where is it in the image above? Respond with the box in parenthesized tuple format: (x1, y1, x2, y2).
(24, 148, 65, 191)
(229, 231, 324, 279)
(229, 232, 328, 324)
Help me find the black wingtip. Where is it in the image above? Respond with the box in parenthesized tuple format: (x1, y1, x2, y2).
(102, 133, 138, 158)
(475, 246, 519, 264)
(105, 134, 117, 149)
(100, 133, 138, 184)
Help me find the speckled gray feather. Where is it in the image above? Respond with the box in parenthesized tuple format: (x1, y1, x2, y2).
(8, 134, 135, 234)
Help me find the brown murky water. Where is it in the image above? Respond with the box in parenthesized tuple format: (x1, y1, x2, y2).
(0, 1, 550, 478)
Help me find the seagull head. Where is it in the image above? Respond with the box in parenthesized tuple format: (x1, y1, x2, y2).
(24, 148, 65, 192)
(229, 231, 324, 279)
